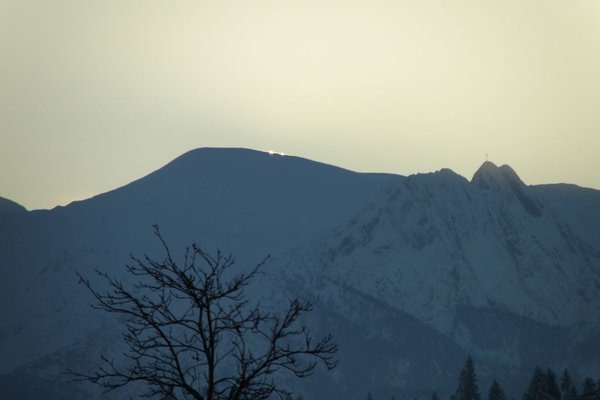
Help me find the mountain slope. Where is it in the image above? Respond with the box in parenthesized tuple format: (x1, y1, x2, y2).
(0, 196, 27, 217)
(1, 150, 599, 399)
(0, 148, 398, 375)
(296, 162, 600, 331)
(272, 161, 600, 392)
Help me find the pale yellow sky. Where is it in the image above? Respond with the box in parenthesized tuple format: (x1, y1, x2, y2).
(1, 0, 599, 210)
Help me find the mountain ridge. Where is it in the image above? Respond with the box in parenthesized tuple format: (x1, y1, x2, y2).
(3, 148, 598, 213)
(1, 148, 599, 399)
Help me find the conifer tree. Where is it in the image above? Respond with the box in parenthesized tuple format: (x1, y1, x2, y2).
(560, 369, 577, 400)
(546, 369, 561, 400)
(523, 367, 546, 400)
(367, 392, 375, 400)
(432, 391, 440, 400)
(489, 379, 506, 400)
(581, 378, 598, 400)
(455, 355, 481, 400)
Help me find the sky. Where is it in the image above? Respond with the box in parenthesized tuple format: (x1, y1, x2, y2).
(1, 0, 599, 210)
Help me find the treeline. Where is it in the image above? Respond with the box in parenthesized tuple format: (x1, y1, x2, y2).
(366, 356, 600, 400)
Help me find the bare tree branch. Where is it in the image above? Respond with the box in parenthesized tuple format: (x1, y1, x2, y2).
(69, 225, 337, 400)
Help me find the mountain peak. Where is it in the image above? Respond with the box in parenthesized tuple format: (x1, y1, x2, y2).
(471, 161, 543, 217)
(0, 196, 27, 218)
(471, 161, 525, 190)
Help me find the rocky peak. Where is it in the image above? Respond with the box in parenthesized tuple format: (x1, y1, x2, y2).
(471, 161, 543, 217)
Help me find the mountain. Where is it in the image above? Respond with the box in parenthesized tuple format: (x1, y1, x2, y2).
(0, 148, 396, 375)
(0, 196, 27, 216)
(1, 148, 599, 400)
(301, 161, 600, 329)
(268, 161, 600, 397)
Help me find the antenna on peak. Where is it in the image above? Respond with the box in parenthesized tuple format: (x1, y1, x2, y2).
(485, 153, 488, 162)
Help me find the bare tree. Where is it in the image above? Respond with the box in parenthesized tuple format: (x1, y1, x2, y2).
(70, 225, 337, 400)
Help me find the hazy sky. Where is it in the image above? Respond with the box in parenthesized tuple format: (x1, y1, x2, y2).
(1, 0, 599, 210)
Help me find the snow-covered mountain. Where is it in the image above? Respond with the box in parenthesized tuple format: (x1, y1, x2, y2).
(1, 148, 599, 400)
(296, 161, 600, 330)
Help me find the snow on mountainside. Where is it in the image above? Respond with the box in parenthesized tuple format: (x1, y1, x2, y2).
(532, 183, 600, 249)
(296, 161, 600, 331)
(1, 149, 599, 399)
(270, 160, 600, 394)
(0, 148, 397, 376)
